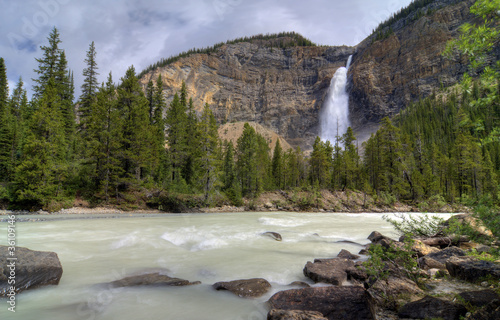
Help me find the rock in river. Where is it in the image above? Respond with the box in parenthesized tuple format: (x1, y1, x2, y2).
(268, 286, 375, 320)
(212, 278, 271, 298)
(303, 258, 354, 285)
(0, 245, 63, 296)
(262, 232, 283, 241)
(107, 272, 201, 288)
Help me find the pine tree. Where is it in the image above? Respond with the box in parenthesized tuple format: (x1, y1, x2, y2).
(236, 123, 259, 196)
(93, 73, 123, 200)
(341, 127, 360, 190)
(146, 79, 155, 124)
(55, 50, 75, 138)
(198, 103, 220, 202)
(79, 41, 99, 132)
(14, 78, 67, 206)
(309, 137, 331, 188)
(222, 140, 236, 190)
(116, 66, 153, 185)
(32, 27, 61, 98)
(0, 57, 11, 181)
(165, 92, 188, 186)
(152, 75, 167, 182)
(271, 139, 283, 189)
(183, 97, 199, 185)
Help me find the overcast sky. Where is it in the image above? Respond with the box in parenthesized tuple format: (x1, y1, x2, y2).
(0, 0, 413, 98)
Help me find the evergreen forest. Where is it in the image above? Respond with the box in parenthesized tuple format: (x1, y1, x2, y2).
(0, 0, 498, 212)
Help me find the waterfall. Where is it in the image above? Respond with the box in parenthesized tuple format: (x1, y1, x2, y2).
(320, 55, 352, 144)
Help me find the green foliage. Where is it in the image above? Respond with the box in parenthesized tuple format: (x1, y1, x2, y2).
(383, 213, 445, 237)
(370, 0, 436, 42)
(363, 238, 419, 283)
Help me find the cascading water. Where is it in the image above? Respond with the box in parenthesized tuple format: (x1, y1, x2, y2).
(320, 55, 352, 143)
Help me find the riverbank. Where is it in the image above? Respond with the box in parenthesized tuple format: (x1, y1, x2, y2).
(0, 189, 470, 215)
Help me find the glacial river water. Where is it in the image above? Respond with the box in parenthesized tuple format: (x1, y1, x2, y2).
(0, 211, 453, 320)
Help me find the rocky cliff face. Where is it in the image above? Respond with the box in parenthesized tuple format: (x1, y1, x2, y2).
(140, 0, 479, 151)
(349, 0, 474, 135)
(140, 40, 354, 151)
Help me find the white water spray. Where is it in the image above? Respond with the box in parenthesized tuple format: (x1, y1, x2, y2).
(320, 55, 352, 143)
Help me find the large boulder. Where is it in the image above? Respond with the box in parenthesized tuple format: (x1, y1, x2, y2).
(268, 286, 375, 320)
(303, 258, 354, 285)
(107, 272, 201, 288)
(398, 295, 467, 320)
(267, 309, 328, 320)
(458, 290, 500, 308)
(0, 245, 63, 296)
(337, 249, 360, 260)
(418, 256, 446, 270)
(367, 231, 392, 244)
(425, 246, 466, 264)
(367, 276, 424, 310)
(212, 278, 271, 298)
(411, 240, 440, 257)
(446, 256, 500, 281)
(467, 299, 500, 320)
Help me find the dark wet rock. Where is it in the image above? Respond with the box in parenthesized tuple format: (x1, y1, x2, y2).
(367, 276, 424, 310)
(268, 286, 375, 320)
(303, 258, 354, 285)
(446, 256, 500, 281)
(288, 281, 311, 288)
(468, 299, 500, 320)
(267, 309, 328, 320)
(358, 248, 369, 255)
(398, 295, 467, 320)
(212, 278, 271, 298)
(337, 249, 360, 260)
(426, 246, 466, 264)
(346, 266, 368, 282)
(458, 290, 500, 308)
(367, 231, 392, 244)
(0, 245, 63, 296)
(107, 272, 201, 288)
(263, 232, 283, 241)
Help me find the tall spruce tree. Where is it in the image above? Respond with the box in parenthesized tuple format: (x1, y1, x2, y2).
(0, 57, 11, 181)
(79, 41, 99, 132)
(198, 103, 220, 202)
(32, 27, 61, 98)
(165, 92, 188, 186)
(236, 123, 258, 196)
(271, 139, 284, 189)
(116, 66, 153, 184)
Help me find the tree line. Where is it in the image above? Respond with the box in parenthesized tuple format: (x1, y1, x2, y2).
(0, 0, 498, 211)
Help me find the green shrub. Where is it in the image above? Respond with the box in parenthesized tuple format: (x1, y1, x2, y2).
(363, 237, 420, 283)
(383, 213, 445, 237)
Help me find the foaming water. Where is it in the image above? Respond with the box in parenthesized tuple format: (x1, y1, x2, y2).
(0, 211, 454, 320)
(320, 55, 352, 143)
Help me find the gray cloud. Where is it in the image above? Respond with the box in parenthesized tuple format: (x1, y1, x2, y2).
(0, 0, 413, 98)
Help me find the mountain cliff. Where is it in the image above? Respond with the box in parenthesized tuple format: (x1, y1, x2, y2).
(349, 0, 478, 137)
(139, 0, 480, 151)
(139, 39, 354, 151)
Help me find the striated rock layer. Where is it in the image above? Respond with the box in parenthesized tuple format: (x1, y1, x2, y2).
(349, 0, 478, 137)
(140, 40, 354, 152)
(140, 0, 484, 151)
